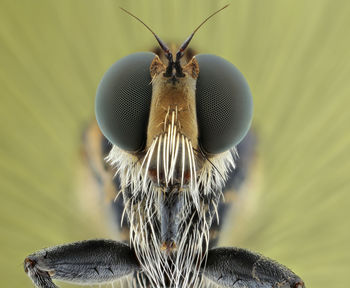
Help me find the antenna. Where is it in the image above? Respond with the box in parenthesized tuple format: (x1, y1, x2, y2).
(175, 4, 229, 66)
(120, 7, 173, 65)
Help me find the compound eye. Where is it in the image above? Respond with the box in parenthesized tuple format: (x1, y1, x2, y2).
(95, 52, 155, 152)
(195, 54, 253, 154)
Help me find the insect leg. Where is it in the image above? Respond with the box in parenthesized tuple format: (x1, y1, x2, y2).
(202, 247, 305, 288)
(24, 239, 140, 288)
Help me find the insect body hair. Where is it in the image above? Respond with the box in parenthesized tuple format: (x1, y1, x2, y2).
(107, 115, 236, 287)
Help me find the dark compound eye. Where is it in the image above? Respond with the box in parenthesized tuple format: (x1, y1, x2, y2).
(95, 52, 155, 152)
(195, 54, 253, 154)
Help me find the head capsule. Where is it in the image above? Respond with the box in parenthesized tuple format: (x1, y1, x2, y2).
(95, 5, 252, 157)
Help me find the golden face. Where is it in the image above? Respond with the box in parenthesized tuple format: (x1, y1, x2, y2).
(147, 55, 200, 148)
(144, 55, 201, 188)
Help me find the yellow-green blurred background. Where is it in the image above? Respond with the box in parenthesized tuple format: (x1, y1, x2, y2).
(1, 0, 349, 287)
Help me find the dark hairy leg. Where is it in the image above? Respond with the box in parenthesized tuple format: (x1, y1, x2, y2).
(24, 239, 140, 288)
(203, 247, 305, 288)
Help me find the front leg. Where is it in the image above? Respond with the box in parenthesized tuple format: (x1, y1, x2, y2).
(203, 247, 305, 288)
(24, 239, 140, 288)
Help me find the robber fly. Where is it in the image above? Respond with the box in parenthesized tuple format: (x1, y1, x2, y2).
(24, 5, 305, 288)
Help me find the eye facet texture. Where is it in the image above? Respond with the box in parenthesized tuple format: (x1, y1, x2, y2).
(95, 52, 154, 152)
(196, 54, 253, 154)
